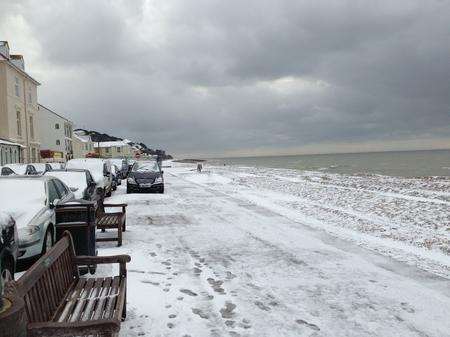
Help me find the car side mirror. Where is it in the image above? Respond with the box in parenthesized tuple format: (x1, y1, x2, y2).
(96, 187, 104, 195)
(70, 187, 79, 192)
(90, 181, 97, 187)
(161, 170, 164, 174)
(50, 198, 60, 209)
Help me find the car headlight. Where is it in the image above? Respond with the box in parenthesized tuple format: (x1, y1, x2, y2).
(18, 225, 41, 246)
(127, 177, 136, 184)
(154, 176, 163, 184)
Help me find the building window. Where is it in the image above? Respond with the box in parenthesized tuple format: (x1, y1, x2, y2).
(14, 77, 20, 97)
(105, 148, 110, 154)
(28, 89, 32, 104)
(85, 144, 88, 151)
(55, 123, 60, 129)
(56, 139, 61, 145)
(16, 110, 22, 136)
(117, 147, 121, 153)
(29, 116, 34, 139)
(31, 148, 36, 162)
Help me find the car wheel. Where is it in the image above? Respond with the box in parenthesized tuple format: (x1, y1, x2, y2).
(1, 258, 14, 282)
(41, 227, 54, 255)
(106, 189, 112, 197)
(126, 186, 132, 194)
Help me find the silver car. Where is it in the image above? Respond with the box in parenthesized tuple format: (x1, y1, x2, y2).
(0, 176, 75, 261)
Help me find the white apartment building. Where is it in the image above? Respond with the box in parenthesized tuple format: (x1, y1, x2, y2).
(37, 104, 73, 162)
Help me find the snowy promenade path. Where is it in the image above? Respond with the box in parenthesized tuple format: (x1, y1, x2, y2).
(98, 164, 450, 337)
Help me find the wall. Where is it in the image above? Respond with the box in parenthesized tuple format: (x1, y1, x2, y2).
(37, 105, 67, 157)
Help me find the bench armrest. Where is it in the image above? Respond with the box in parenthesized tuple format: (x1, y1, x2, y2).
(103, 203, 127, 208)
(74, 254, 131, 276)
(27, 319, 120, 337)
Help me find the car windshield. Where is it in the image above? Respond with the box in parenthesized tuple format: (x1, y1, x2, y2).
(133, 161, 160, 173)
(46, 171, 87, 190)
(0, 179, 46, 210)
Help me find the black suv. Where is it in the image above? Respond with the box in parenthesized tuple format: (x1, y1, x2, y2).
(127, 161, 164, 193)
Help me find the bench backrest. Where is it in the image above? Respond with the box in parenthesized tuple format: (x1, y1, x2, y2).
(16, 233, 79, 323)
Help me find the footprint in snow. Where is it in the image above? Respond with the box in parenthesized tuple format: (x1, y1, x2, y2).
(207, 278, 225, 294)
(296, 319, 320, 331)
(220, 301, 236, 319)
(254, 301, 271, 311)
(192, 308, 210, 319)
(141, 281, 160, 286)
(180, 289, 198, 296)
(401, 302, 415, 313)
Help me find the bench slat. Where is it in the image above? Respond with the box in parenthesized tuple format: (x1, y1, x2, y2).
(81, 277, 104, 321)
(69, 278, 96, 322)
(57, 278, 87, 323)
(92, 277, 113, 320)
(103, 276, 121, 319)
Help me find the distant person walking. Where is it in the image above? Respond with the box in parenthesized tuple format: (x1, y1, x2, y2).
(197, 163, 203, 172)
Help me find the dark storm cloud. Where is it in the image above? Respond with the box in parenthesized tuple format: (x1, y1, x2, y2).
(1, 0, 449, 156)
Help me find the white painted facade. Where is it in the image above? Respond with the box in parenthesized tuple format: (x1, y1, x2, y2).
(37, 104, 73, 162)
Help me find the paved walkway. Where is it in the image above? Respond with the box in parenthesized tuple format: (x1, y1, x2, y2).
(98, 167, 450, 337)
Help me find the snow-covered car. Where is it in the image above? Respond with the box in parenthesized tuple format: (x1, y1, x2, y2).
(109, 158, 128, 179)
(48, 162, 64, 170)
(110, 164, 120, 190)
(45, 169, 103, 203)
(1, 163, 38, 176)
(0, 176, 75, 261)
(0, 212, 18, 282)
(66, 158, 113, 197)
(30, 163, 53, 174)
(127, 160, 164, 194)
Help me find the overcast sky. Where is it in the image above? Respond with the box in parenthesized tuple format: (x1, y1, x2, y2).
(1, 0, 449, 157)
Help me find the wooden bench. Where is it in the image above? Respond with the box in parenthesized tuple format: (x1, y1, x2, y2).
(13, 232, 130, 337)
(97, 203, 127, 247)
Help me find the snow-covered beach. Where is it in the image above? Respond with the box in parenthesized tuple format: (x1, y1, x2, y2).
(97, 162, 450, 336)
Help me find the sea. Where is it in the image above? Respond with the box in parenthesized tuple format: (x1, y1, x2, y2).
(209, 149, 450, 178)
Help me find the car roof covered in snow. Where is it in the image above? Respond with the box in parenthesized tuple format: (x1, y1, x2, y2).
(0, 175, 55, 182)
